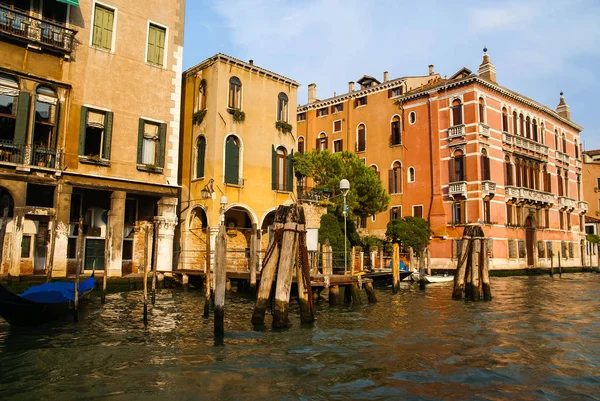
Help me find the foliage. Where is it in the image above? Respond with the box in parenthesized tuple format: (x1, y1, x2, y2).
(318, 213, 348, 256)
(586, 234, 600, 244)
(293, 150, 390, 218)
(386, 216, 432, 254)
(192, 109, 207, 125)
(361, 235, 385, 252)
(275, 120, 293, 134)
(228, 108, 246, 123)
(198, 78, 207, 94)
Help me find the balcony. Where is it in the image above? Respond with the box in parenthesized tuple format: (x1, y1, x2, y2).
(296, 186, 332, 202)
(575, 158, 582, 169)
(482, 180, 496, 199)
(505, 186, 554, 205)
(0, 140, 62, 170)
(558, 196, 577, 211)
(448, 181, 467, 199)
(478, 123, 490, 138)
(578, 201, 588, 214)
(0, 4, 76, 55)
(502, 131, 512, 145)
(555, 151, 570, 164)
(448, 124, 465, 140)
(512, 135, 549, 157)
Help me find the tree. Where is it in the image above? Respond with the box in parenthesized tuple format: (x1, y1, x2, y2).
(386, 216, 432, 254)
(294, 150, 390, 218)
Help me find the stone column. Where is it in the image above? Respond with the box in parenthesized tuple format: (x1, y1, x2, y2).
(106, 191, 126, 277)
(207, 225, 219, 271)
(154, 197, 178, 272)
(52, 184, 72, 277)
(8, 207, 25, 276)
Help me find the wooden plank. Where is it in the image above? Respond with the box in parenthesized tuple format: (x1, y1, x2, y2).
(251, 222, 282, 326)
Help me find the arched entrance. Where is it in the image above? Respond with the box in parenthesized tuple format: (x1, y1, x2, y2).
(525, 216, 535, 267)
(223, 206, 255, 271)
(185, 207, 208, 270)
(0, 187, 15, 269)
(261, 210, 276, 250)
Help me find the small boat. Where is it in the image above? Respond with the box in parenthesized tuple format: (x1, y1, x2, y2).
(0, 276, 95, 326)
(411, 272, 454, 283)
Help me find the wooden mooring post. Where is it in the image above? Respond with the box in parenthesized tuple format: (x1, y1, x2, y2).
(249, 223, 258, 296)
(151, 221, 158, 305)
(418, 250, 426, 290)
(203, 228, 212, 318)
(143, 229, 149, 323)
(297, 227, 314, 324)
(214, 224, 227, 336)
(73, 216, 84, 323)
(364, 282, 377, 303)
(549, 249, 554, 276)
(102, 215, 110, 304)
(558, 249, 562, 277)
(392, 243, 400, 293)
(452, 225, 491, 301)
(329, 285, 340, 305)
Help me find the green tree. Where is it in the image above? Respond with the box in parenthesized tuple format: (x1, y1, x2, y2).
(587, 234, 600, 245)
(294, 150, 390, 218)
(386, 216, 432, 254)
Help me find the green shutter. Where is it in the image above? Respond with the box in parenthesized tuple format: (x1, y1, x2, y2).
(271, 145, 276, 190)
(136, 118, 144, 164)
(157, 123, 167, 168)
(286, 150, 294, 192)
(196, 137, 205, 178)
(157, 27, 165, 66)
(79, 106, 87, 155)
(102, 111, 113, 160)
(92, 5, 113, 50)
(224, 138, 239, 184)
(103, 8, 113, 50)
(147, 25, 156, 64)
(14, 91, 30, 144)
(53, 101, 61, 148)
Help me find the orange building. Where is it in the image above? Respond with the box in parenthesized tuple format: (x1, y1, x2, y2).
(297, 50, 587, 270)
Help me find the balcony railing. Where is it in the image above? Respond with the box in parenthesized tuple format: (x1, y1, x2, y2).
(513, 135, 549, 156)
(296, 186, 332, 202)
(558, 196, 577, 211)
(575, 159, 582, 169)
(0, 140, 62, 169)
(482, 180, 496, 198)
(505, 186, 554, 205)
(502, 131, 512, 144)
(555, 151, 570, 164)
(448, 124, 465, 140)
(0, 4, 76, 54)
(479, 123, 490, 138)
(578, 201, 588, 214)
(448, 181, 467, 199)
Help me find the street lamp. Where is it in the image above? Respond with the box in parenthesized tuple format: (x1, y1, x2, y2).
(219, 195, 228, 225)
(340, 179, 350, 275)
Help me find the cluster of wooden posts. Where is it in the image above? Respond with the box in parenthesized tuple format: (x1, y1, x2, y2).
(452, 225, 492, 301)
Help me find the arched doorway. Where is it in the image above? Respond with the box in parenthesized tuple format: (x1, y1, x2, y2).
(223, 206, 255, 271)
(525, 215, 535, 267)
(0, 187, 15, 268)
(261, 210, 276, 250)
(186, 207, 208, 270)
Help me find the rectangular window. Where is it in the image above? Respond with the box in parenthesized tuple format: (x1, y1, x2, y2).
(333, 120, 342, 133)
(597, 177, 600, 189)
(331, 104, 343, 114)
(356, 96, 367, 107)
(333, 139, 343, 153)
(137, 119, 166, 169)
(21, 235, 32, 258)
(122, 239, 133, 260)
(483, 200, 491, 224)
(516, 206, 522, 226)
(389, 87, 402, 98)
(92, 4, 114, 51)
(141, 121, 159, 165)
(67, 237, 77, 259)
(545, 209, 550, 229)
(506, 204, 512, 225)
(413, 205, 423, 218)
(452, 201, 465, 224)
(559, 211, 564, 230)
(297, 112, 306, 122)
(79, 107, 113, 160)
(316, 107, 328, 117)
(390, 206, 401, 221)
(147, 23, 166, 67)
(357, 216, 366, 229)
(566, 212, 571, 230)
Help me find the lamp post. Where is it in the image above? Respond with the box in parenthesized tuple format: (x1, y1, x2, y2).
(219, 195, 228, 226)
(340, 179, 350, 275)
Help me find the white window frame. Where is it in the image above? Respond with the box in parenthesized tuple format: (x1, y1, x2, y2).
(408, 111, 417, 125)
(89, 1, 118, 53)
(332, 139, 342, 153)
(390, 206, 402, 220)
(227, 76, 243, 111)
(412, 204, 424, 218)
(333, 119, 342, 133)
(145, 19, 169, 69)
(407, 166, 415, 183)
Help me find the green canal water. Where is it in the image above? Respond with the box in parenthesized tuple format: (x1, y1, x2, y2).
(1, 274, 599, 400)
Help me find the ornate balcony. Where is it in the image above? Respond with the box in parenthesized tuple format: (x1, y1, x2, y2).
(578, 201, 588, 214)
(482, 180, 496, 199)
(0, 4, 76, 55)
(0, 140, 63, 170)
(512, 135, 549, 157)
(505, 186, 554, 205)
(478, 123, 490, 138)
(558, 196, 577, 211)
(502, 131, 513, 145)
(555, 151, 570, 164)
(296, 186, 332, 202)
(448, 181, 467, 199)
(575, 159, 582, 169)
(448, 124, 465, 140)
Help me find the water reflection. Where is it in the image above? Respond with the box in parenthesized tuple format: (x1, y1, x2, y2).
(0, 274, 599, 400)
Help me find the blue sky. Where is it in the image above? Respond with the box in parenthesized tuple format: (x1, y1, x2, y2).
(183, 0, 600, 150)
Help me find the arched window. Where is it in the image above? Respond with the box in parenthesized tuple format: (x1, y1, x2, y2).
(195, 136, 206, 178)
(502, 107, 508, 132)
(356, 123, 366, 152)
(0, 73, 20, 144)
(557, 167, 563, 196)
(564, 170, 569, 197)
(389, 161, 402, 194)
(274, 146, 288, 191)
(515, 159, 522, 187)
(228, 77, 241, 109)
(451, 150, 465, 182)
(532, 119, 538, 142)
(519, 114, 524, 137)
(316, 132, 327, 151)
(481, 149, 491, 181)
(33, 86, 58, 154)
(543, 165, 550, 192)
(562, 133, 567, 155)
(198, 78, 207, 110)
(224, 135, 241, 185)
(408, 167, 415, 183)
(390, 115, 401, 145)
(555, 129, 559, 151)
(575, 139, 579, 159)
(451, 99, 462, 126)
(277, 92, 288, 122)
(478, 97, 486, 123)
(297, 136, 305, 154)
(513, 111, 518, 134)
(505, 156, 513, 186)
(370, 164, 380, 179)
(525, 117, 531, 139)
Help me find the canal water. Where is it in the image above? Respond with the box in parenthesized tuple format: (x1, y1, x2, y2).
(0, 274, 599, 400)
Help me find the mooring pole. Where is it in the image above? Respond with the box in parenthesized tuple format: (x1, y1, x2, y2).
(74, 216, 84, 323)
(481, 239, 492, 301)
(203, 228, 212, 318)
(558, 249, 562, 277)
(151, 221, 158, 305)
(418, 250, 426, 290)
(549, 249, 554, 277)
(214, 223, 227, 336)
(251, 222, 282, 326)
(273, 220, 299, 328)
(249, 223, 258, 296)
(143, 229, 149, 323)
(45, 215, 57, 283)
(102, 215, 110, 304)
(452, 236, 470, 299)
(392, 243, 400, 293)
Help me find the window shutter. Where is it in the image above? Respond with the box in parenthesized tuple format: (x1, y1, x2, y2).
(449, 159, 454, 182)
(102, 7, 113, 50)
(14, 91, 30, 144)
(286, 151, 294, 192)
(157, 122, 167, 168)
(136, 119, 144, 164)
(271, 145, 276, 190)
(103, 111, 113, 160)
(460, 200, 466, 223)
(147, 25, 156, 64)
(79, 106, 87, 155)
(315, 138, 319, 151)
(388, 170, 394, 193)
(323, 138, 328, 150)
(224, 138, 239, 184)
(197, 137, 205, 178)
(53, 101, 61, 149)
(339, 139, 343, 150)
(156, 27, 165, 66)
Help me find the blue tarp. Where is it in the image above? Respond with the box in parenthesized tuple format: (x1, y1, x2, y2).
(20, 277, 95, 304)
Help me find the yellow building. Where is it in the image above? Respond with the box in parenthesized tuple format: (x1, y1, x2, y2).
(178, 54, 299, 271)
(0, 0, 184, 277)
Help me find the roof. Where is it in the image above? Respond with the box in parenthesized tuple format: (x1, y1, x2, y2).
(184, 53, 300, 87)
(583, 149, 600, 156)
(585, 215, 600, 224)
(357, 75, 381, 86)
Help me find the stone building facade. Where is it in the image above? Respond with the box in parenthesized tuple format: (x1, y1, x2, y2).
(297, 50, 587, 270)
(0, 0, 184, 276)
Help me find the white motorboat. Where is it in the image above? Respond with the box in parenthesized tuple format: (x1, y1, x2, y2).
(411, 272, 454, 283)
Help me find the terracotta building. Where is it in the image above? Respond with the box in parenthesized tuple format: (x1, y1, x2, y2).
(178, 54, 299, 271)
(0, 0, 185, 277)
(297, 50, 587, 270)
(582, 150, 600, 234)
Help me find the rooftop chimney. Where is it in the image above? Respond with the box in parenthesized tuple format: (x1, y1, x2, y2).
(383, 71, 389, 82)
(308, 83, 317, 104)
(428, 64, 434, 75)
(556, 91, 571, 120)
(478, 47, 497, 83)
(348, 81, 355, 92)
(249, 59, 254, 65)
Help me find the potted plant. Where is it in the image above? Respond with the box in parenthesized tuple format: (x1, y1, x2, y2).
(275, 120, 293, 134)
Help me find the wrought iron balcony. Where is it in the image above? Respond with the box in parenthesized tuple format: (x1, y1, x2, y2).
(448, 124, 465, 140)
(482, 180, 496, 199)
(478, 123, 490, 138)
(296, 185, 332, 202)
(0, 140, 62, 170)
(505, 186, 554, 205)
(578, 201, 588, 214)
(448, 181, 467, 199)
(558, 196, 577, 211)
(0, 4, 76, 54)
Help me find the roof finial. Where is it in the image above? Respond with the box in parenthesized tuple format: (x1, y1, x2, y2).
(483, 46, 488, 54)
(560, 91, 564, 97)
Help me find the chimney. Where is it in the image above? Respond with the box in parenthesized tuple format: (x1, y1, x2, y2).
(556, 92, 571, 120)
(428, 64, 434, 76)
(478, 47, 497, 83)
(308, 83, 317, 104)
(348, 81, 355, 92)
(249, 59, 254, 65)
(383, 71, 389, 82)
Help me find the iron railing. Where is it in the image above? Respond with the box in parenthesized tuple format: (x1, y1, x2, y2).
(296, 185, 332, 202)
(0, 140, 62, 169)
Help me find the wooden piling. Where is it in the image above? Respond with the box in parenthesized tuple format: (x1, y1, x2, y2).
(558, 249, 562, 277)
(249, 223, 258, 296)
(343, 285, 352, 305)
(364, 282, 377, 303)
(252, 220, 283, 326)
(182, 274, 189, 292)
(273, 221, 299, 328)
(452, 237, 470, 299)
(549, 249, 554, 276)
(143, 229, 149, 322)
(102, 215, 110, 304)
(203, 228, 212, 318)
(470, 239, 481, 301)
(379, 248, 384, 269)
(350, 246, 356, 275)
(45, 215, 57, 283)
(481, 240, 492, 301)
(409, 247, 414, 271)
(151, 222, 158, 305)
(214, 224, 227, 336)
(392, 243, 400, 293)
(329, 285, 340, 305)
(426, 248, 431, 276)
(297, 225, 314, 324)
(73, 216, 84, 323)
(351, 282, 362, 305)
(418, 251, 426, 290)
